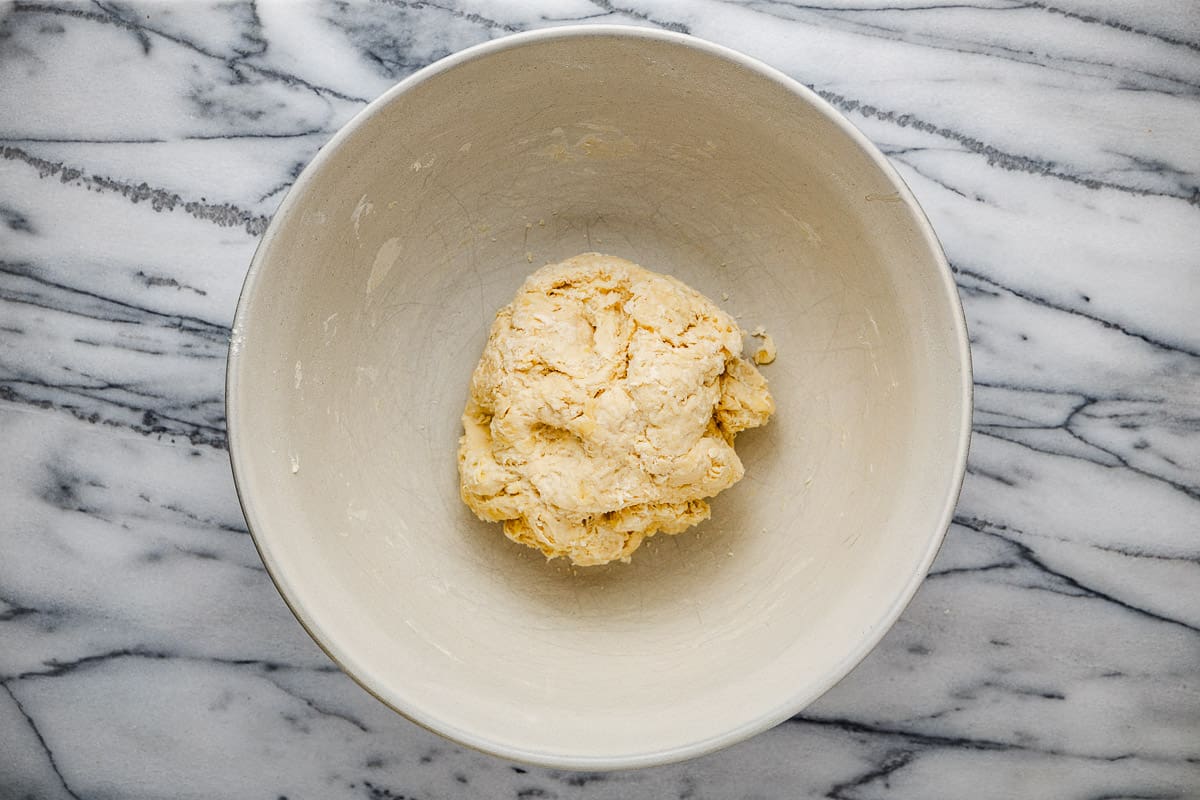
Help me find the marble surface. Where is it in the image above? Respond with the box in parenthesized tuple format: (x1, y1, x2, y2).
(2, 0, 1198, 797)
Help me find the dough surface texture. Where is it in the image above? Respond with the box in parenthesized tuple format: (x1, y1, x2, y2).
(458, 253, 774, 566)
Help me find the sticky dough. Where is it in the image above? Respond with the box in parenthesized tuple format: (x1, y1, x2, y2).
(458, 253, 774, 566)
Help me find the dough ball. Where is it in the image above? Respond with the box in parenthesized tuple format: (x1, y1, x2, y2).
(458, 253, 774, 566)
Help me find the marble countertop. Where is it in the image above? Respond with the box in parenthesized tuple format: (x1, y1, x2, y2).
(2, 1, 1198, 797)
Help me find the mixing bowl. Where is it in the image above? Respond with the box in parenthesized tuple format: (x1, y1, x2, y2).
(227, 25, 971, 769)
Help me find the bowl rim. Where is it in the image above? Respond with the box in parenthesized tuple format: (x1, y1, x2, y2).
(226, 23, 973, 771)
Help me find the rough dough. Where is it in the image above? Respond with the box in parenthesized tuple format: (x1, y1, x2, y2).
(750, 326, 777, 365)
(458, 253, 774, 566)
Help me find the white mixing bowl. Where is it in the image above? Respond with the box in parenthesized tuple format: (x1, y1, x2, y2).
(227, 26, 971, 769)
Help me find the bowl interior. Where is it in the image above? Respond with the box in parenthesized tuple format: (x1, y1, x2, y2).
(229, 29, 969, 767)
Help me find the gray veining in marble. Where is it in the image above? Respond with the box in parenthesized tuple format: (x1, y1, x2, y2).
(1, 1, 1198, 798)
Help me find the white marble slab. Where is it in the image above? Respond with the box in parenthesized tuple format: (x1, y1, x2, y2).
(1, 1, 1197, 797)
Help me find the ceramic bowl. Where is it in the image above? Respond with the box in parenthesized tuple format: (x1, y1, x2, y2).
(227, 26, 971, 769)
